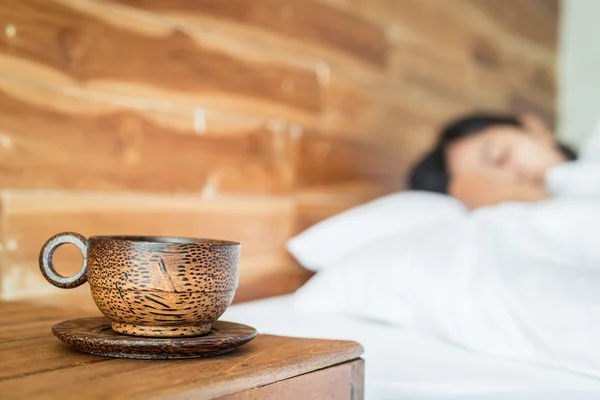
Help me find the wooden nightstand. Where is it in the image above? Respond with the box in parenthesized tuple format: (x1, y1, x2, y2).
(0, 300, 364, 399)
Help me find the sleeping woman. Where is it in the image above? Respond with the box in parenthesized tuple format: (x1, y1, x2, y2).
(406, 113, 600, 379)
(409, 113, 582, 208)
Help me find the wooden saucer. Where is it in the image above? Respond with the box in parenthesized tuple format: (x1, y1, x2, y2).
(52, 317, 257, 359)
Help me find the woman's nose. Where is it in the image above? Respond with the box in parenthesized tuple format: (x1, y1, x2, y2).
(514, 167, 538, 185)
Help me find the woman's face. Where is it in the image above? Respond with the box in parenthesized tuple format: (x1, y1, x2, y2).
(446, 125, 566, 186)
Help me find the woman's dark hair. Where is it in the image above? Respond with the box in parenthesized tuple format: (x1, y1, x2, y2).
(408, 113, 578, 194)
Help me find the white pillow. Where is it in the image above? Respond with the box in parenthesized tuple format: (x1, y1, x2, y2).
(286, 191, 467, 271)
(292, 216, 467, 325)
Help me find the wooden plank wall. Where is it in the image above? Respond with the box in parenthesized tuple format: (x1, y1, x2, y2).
(0, 0, 559, 302)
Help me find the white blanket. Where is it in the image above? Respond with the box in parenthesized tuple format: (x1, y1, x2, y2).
(405, 195, 600, 378)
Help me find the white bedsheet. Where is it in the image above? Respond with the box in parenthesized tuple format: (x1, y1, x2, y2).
(223, 295, 600, 400)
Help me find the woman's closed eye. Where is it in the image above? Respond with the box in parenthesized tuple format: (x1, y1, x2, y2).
(484, 142, 510, 168)
(493, 148, 509, 167)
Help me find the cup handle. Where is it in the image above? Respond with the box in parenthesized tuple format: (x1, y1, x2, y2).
(39, 232, 89, 289)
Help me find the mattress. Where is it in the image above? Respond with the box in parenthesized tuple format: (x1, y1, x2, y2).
(222, 295, 600, 400)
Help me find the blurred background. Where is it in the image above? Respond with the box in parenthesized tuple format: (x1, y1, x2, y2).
(0, 0, 597, 303)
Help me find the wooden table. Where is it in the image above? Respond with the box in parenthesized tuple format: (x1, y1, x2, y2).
(0, 300, 364, 400)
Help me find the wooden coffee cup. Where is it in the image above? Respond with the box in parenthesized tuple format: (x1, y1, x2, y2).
(39, 232, 240, 337)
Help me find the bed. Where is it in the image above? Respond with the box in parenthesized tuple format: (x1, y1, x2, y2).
(223, 294, 600, 400)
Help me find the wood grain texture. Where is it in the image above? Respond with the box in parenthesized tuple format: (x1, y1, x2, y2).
(40, 234, 241, 337)
(0, 301, 95, 329)
(219, 360, 364, 400)
(0, 191, 299, 300)
(297, 132, 408, 188)
(0, 300, 364, 400)
(0, 0, 320, 114)
(462, 0, 559, 49)
(52, 317, 257, 359)
(0, 81, 408, 194)
(232, 268, 313, 304)
(0, 0, 559, 302)
(0, 85, 290, 194)
(109, 0, 388, 67)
